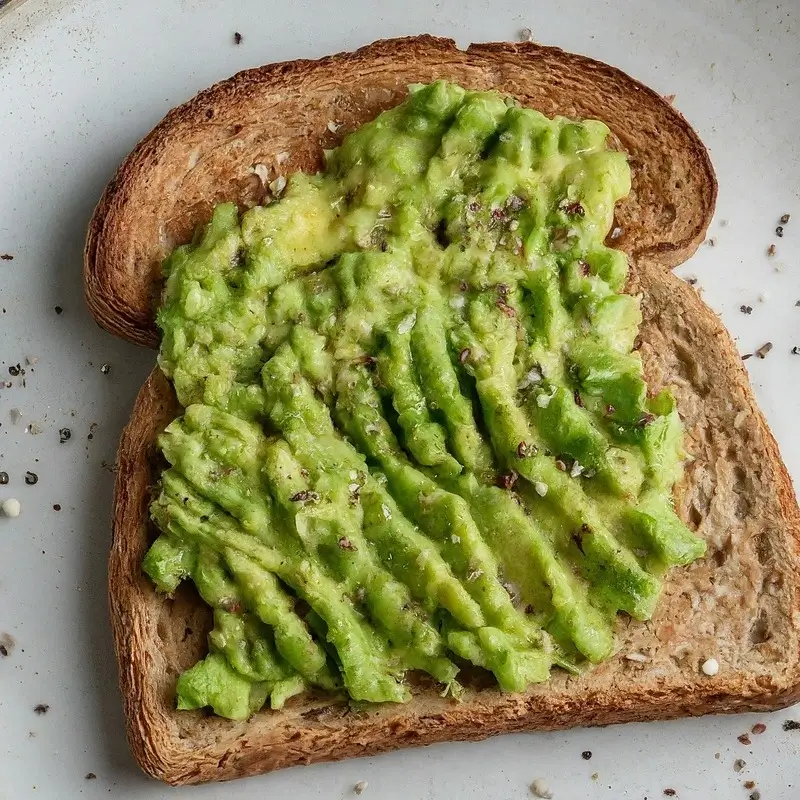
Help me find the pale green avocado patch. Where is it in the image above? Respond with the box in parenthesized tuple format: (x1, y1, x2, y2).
(144, 81, 705, 720)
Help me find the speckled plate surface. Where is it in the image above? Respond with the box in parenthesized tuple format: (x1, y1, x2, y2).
(1, 1, 798, 797)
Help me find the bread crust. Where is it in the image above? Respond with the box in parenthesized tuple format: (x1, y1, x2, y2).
(89, 36, 800, 787)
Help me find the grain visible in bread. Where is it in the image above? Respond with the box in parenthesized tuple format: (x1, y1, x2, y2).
(87, 36, 800, 787)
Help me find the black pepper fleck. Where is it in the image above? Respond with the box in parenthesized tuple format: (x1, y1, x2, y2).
(289, 490, 319, 504)
(353, 354, 376, 369)
(100, 363, 110, 374)
(740, 305, 753, 314)
(783, 719, 800, 731)
(0, 254, 13, 260)
(0, 472, 8, 484)
(85, 773, 96, 780)
(581, 750, 592, 760)
(663, 790, 676, 797)
(234, 31, 243, 44)
(33, 704, 49, 714)
(53, 504, 61, 511)
(54, 305, 63, 314)
(497, 470, 518, 490)
(59, 428, 71, 443)
(755, 342, 773, 359)
(562, 200, 585, 217)
(776, 225, 784, 237)
(496, 298, 516, 317)
(219, 598, 242, 614)
(792, 346, 799, 355)
(0, 632, 14, 657)
(24, 471, 38, 485)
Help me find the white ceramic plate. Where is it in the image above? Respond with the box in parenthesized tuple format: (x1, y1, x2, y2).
(1, 1, 798, 797)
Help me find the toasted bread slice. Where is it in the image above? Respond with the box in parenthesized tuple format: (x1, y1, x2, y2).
(86, 36, 800, 786)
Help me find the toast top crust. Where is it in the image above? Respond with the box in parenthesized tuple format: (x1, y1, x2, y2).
(84, 35, 716, 348)
(85, 36, 800, 788)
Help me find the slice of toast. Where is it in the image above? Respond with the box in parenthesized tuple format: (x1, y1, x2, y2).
(85, 36, 800, 786)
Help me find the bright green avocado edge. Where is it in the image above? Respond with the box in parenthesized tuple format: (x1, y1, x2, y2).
(143, 80, 706, 720)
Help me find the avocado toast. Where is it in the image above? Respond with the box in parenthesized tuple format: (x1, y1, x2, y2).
(84, 36, 800, 785)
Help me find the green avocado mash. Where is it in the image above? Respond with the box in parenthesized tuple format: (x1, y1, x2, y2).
(145, 81, 705, 719)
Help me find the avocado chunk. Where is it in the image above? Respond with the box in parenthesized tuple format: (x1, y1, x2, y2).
(176, 652, 268, 721)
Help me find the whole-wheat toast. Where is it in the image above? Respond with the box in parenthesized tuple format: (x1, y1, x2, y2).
(84, 36, 800, 786)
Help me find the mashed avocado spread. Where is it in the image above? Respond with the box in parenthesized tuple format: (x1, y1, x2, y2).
(144, 81, 705, 720)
